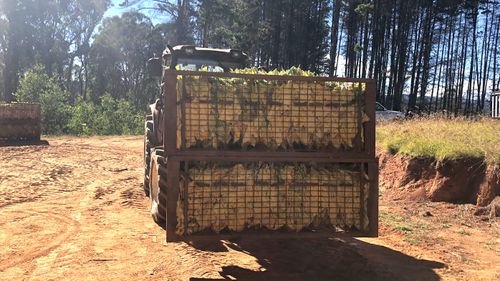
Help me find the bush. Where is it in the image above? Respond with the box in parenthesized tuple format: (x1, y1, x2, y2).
(92, 93, 143, 135)
(14, 65, 70, 134)
(68, 94, 143, 135)
(67, 100, 97, 135)
(14, 65, 144, 136)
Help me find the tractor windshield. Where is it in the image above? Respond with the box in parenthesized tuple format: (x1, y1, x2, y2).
(169, 46, 248, 72)
(176, 58, 244, 72)
(176, 58, 224, 72)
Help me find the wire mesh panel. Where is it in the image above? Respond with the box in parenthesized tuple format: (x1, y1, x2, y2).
(175, 161, 369, 236)
(162, 71, 377, 240)
(0, 103, 41, 140)
(176, 75, 368, 152)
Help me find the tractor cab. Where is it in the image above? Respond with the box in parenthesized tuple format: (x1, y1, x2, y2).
(148, 45, 248, 76)
(144, 46, 248, 195)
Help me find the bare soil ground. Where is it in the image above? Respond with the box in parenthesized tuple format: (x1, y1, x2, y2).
(0, 136, 498, 281)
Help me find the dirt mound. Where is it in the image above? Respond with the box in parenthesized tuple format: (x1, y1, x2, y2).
(378, 149, 499, 207)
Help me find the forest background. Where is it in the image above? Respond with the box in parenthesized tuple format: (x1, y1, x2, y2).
(0, 0, 499, 134)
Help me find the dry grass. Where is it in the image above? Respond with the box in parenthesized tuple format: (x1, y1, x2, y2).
(377, 117, 500, 164)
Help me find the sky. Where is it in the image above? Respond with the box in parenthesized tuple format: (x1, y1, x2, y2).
(103, 0, 163, 23)
(103, 0, 137, 18)
(94, 0, 163, 35)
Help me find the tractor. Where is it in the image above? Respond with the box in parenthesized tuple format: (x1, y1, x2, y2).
(144, 45, 248, 225)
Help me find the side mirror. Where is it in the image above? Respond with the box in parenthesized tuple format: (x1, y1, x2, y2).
(147, 57, 162, 78)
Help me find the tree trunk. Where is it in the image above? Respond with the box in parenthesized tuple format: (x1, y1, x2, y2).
(329, 0, 340, 76)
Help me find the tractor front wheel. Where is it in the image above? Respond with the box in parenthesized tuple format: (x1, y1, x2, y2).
(149, 148, 167, 227)
(143, 116, 154, 196)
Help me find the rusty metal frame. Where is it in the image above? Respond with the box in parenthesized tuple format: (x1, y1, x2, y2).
(174, 228, 374, 243)
(0, 103, 41, 141)
(162, 69, 378, 242)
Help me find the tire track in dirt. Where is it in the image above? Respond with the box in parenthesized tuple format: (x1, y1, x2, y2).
(0, 137, 150, 279)
(120, 187, 146, 208)
(0, 164, 75, 208)
(27, 181, 104, 279)
(0, 209, 80, 272)
(4, 137, 500, 280)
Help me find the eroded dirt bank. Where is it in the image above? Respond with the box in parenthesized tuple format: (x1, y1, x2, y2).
(378, 149, 500, 209)
(0, 137, 498, 281)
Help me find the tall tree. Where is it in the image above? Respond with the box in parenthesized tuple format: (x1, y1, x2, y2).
(329, 0, 341, 76)
(89, 12, 168, 109)
(0, 0, 110, 102)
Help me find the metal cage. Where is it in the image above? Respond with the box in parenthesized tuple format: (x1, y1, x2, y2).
(0, 103, 41, 141)
(162, 70, 378, 242)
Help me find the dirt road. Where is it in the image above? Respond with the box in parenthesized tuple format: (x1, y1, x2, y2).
(0, 137, 498, 280)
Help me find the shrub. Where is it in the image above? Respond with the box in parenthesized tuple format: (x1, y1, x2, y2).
(14, 65, 70, 134)
(93, 93, 143, 135)
(67, 100, 97, 135)
(13, 65, 145, 136)
(68, 94, 143, 135)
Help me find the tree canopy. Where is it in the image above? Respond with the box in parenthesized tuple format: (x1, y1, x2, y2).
(1, 0, 499, 134)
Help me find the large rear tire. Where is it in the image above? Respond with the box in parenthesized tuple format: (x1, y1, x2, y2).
(149, 148, 167, 227)
(143, 116, 154, 196)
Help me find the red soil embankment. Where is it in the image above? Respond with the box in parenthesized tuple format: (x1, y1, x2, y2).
(377, 149, 500, 209)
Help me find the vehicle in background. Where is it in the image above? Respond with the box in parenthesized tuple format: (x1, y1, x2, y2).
(376, 102, 405, 122)
(143, 45, 249, 196)
(492, 91, 499, 119)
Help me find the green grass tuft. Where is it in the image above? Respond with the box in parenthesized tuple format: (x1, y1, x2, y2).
(404, 237, 420, 245)
(377, 117, 500, 164)
(394, 225, 413, 232)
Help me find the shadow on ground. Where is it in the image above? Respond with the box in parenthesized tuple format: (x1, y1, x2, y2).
(189, 237, 445, 281)
(0, 139, 49, 147)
